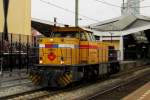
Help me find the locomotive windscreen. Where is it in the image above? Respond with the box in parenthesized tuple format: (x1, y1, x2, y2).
(51, 32, 80, 38)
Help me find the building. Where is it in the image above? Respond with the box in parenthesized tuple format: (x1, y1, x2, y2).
(87, 15, 150, 60)
(0, 0, 4, 33)
(0, 0, 31, 43)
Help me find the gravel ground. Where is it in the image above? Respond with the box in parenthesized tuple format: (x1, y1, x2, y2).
(0, 70, 42, 99)
(0, 69, 28, 82)
(0, 79, 31, 88)
(0, 71, 29, 89)
(0, 83, 42, 98)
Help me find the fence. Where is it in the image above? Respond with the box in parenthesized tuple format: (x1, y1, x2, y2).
(0, 33, 36, 74)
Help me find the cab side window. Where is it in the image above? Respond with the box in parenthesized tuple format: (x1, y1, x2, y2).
(87, 32, 93, 41)
(89, 33, 96, 41)
(80, 32, 87, 41)
(75, 33, 80, 39)
(85, 32, 91, 41)
(80, 32, 96, 41)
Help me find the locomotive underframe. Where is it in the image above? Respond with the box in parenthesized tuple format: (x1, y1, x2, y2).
(30, 61, 120, 87)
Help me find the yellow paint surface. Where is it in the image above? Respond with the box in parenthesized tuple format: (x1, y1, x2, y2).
(7, 0, 31, 35)
(80, 41, 101, 64)
(0, 0, 4, 32)
(39, 38, 79, 65)
(98, 42, 109, 63)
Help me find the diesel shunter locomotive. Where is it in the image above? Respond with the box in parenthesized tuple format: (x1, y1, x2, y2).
(29, 27, 120, 87)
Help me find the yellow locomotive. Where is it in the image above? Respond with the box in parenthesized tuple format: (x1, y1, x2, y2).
(29, 27, 120, 87)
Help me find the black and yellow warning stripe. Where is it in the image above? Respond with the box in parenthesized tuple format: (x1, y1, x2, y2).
(29, 73, 41, 85)
(57, 72, 73, 86)
(33, 76, 41, 85)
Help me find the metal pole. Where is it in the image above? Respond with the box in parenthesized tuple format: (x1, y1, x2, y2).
(0, 58, 3, 87)
(19, 34, 21, 72)
(111, 33, 112, 43)
(110, 32, 113, 43)
(10, 34, 13, 73)
(54, 17, 57, 27)
(27, 35, 29, 73)
(75, 0, 79, 27)
(0, 58, 3, 76)
(1, 33, 3, 56)
(123, 0, 125, 10)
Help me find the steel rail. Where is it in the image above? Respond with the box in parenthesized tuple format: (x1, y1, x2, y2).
(87, 68, 150, 100)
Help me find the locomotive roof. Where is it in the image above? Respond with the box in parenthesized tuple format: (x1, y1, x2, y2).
(52, 27, 92, 33)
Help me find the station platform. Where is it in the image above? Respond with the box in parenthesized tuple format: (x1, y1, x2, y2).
(122, 82, 150, 100)
(120, 60, 149, 71)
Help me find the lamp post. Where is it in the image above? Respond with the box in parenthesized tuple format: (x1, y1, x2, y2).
(75, 0, 79, 27)
(0, 58, 2, 75)
(109, 32, 113, 43)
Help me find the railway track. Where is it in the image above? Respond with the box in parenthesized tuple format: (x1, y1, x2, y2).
(0, 78, 30, 89)
(4, 65, 150, 100)
(0, 84, 45, 100)
(0, 75, 43, 99)
(3, 89, 50, 100)
(87, 67, 150, 100)
(110, 64, 149, 78)
(0, 70, 30, 90)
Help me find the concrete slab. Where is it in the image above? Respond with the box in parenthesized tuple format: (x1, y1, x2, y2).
(0, 69, 29, 91)
(122, 82, 150, 100)
(120, 60, 149, 71)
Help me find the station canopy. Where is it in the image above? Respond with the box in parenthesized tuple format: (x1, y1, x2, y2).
(31, 18, 65, 37)
(87, 15, 150, 43)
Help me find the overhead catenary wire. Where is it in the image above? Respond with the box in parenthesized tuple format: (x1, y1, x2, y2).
(32, 17, 68, 26)
(39, 0, 100, 22)
(38, 0, 150, 27)
(95, 0, 150, 8)
(39, 0, 150, 24)
(95, 0, 121, 8)
(127, 0, 150, 8)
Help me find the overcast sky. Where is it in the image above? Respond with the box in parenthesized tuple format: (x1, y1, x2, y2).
(32, 0, 150, 26)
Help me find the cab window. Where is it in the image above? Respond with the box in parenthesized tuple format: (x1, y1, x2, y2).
(89, 33, 96, 41)
(87, 32, 94, 41)
(52, 32, 79, 38)
(80, 32, 87, 41)
(80, 32, 95, 41)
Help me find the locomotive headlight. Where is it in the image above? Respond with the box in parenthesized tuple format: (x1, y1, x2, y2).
(39, 57, 43, 64)
(61, 61, 64, 64)
(50, 39, 53, 42)
(60, 57, 64, 64)
(39, 60, 43, 64)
